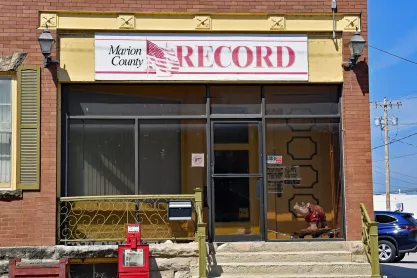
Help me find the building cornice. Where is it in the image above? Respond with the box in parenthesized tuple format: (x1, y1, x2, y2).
(39, 11, 361, 33)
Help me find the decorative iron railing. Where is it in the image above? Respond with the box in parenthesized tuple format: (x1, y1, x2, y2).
(360, 203, 381, 278)
(59, 193, 198, 243)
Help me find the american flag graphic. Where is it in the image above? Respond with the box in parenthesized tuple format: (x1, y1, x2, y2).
(147, 40, 180, 75)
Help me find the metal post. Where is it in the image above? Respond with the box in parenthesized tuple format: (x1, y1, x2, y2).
(194, 188, 207, 278)
(194, 188, 203, 241)
(198, 224, 207, 278)
(370, 222, 381, 277)
(361, 203, 381, 278)
(383, 97, 390, 211)
(135, 119, 139, 223)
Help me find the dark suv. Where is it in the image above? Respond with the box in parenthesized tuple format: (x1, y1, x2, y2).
(375, 211, 417, 263)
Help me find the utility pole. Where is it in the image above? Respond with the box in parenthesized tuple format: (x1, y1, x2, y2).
(383, 97, 391, 211)
(373, 97, 401, 211)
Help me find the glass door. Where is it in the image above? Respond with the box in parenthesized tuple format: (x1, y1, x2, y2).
(210, 121, 264, 241)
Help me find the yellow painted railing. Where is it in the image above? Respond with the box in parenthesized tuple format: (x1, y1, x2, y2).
(59, 193, 198, 243)
(194, 188, 207, 278)
(60, 189, 208, 277)
(360, 203, 381, 278)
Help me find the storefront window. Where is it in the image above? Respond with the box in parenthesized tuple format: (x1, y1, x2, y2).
(68, 119, 136, 196)
(66, 84, 206, 116)
(265, 119, 342, 239)
(265, 85, 339, 116)
(67, 118, 206, 196)
(0, 78, 11, 184)
(137, 120, 206, 195)
(210, 86, 261, 114)
(63, 84, 343, 241)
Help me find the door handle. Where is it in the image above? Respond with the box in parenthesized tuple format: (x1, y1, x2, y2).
(255, 180, 261, 199)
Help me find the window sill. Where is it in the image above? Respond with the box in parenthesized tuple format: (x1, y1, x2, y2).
(0, 189, 22, 200)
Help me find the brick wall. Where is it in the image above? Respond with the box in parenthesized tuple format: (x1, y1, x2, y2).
(342, 10, 373, 240)
(0, 0, 370, 246)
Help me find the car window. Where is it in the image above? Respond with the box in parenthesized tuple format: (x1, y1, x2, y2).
(375, 214, 397, 224)
(403, 214, 417, 225)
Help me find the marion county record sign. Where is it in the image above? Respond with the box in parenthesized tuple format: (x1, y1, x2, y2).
(95, 33, 308, 81)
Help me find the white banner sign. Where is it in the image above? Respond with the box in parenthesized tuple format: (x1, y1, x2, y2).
(95, 33, 308, 81)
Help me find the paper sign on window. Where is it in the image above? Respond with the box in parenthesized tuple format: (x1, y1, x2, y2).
(191, 153, 204, 167)
(267, 155, 283, 165)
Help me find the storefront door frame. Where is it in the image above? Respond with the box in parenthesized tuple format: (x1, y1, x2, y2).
(209, 120, 265, 242)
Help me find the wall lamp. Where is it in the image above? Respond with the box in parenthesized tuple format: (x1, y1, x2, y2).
(38, 28, 58, 68)
(343, 31, 366, 69)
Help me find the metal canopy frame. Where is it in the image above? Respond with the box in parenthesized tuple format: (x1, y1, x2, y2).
(61, 83, 344, 242)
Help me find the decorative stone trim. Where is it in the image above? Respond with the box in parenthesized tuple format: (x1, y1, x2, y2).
(0, 52, 28, 72)
(39, 11, 361, 32)
(269, 16, 285, 30)
(118, 14, 135, 29)
(194, 15, 211, 30)
(40, 13, 58, 28)
(343, 16, 360, 30)
(0, 190, 23, 200)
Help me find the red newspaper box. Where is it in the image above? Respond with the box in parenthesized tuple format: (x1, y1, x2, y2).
(118, 224, 150, 278)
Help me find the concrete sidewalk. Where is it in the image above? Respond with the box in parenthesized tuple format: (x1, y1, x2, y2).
(381, 253, 417, 278)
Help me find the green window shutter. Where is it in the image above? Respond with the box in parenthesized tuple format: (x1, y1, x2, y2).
(16, 67, 40, 190)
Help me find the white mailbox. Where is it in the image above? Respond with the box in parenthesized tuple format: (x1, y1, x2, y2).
(168, 201, 193, 220)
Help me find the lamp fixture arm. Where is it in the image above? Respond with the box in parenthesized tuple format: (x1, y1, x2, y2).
(332, 0, 337, 39)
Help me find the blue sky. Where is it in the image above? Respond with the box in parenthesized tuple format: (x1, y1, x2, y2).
(369, 0, 417, 193)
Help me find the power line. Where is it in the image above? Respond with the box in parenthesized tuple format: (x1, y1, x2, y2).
(374, 165, 417, 179)
(373, 183, 417, 194)
(395, 90, 417, 100)
(372, 181, 417, 193)
(396, 96, 417, 101)
(398, 140, 417, 148)
(396, 123, 417, 126)
(373, 151, 417, 162)
(369, 45, 417, 65)
(385, 91, 417, 102)
(373, 170, 416, 185)
(372, 131, 417, 150)
(374, 190, 417, 195)
(370, 90, 417, 103)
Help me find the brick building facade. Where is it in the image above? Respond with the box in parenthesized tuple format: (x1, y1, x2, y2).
(0, 0, 371, 249)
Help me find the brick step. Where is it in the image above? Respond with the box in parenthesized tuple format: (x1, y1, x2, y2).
(191, 262, 371, 277)
(211, 251, 367, 263)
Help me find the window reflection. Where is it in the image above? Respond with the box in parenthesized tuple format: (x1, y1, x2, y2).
(67, 119, 206, 196)
(138, 120, 206, 195)
(68, 120, 135, 196)
(66, 84, 206, 116)
(210, 86, 261, 114)
(265, 119, 343, 239)
(0, 78, 11, 184)
(265, 85, 339, 115)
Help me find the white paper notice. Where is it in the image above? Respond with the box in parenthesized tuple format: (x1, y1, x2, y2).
(191, 153, 205, 167)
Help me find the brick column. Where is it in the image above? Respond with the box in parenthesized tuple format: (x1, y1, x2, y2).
(342, 17, 374, 240)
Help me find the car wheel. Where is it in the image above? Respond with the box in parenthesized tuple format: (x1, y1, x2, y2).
(378, 240, 397, 263)
(393, 253, 406, 263)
